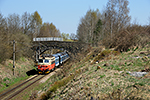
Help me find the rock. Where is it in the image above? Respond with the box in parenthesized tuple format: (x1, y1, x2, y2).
(103, 63, 110, 67)
(95, 61, 99, 64)
(127, 71, 148, 77)
(142, 56, 149, 61)
(90, 96, 94, 100)
(88, 93, 91, 96)
(95, 66, 101, 72)
(141, 68, 150, 72)
(97, 66, 101, 70)
(140, 52, 147, 55)
(131, 56, 142, 59)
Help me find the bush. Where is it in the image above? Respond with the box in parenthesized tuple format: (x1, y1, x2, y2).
(0, 33, 32, 63)
(102, 26, 150, 52)
(91, 49, 120, 64)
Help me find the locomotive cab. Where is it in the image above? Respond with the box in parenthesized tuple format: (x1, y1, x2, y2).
(37, 55, 55, 74)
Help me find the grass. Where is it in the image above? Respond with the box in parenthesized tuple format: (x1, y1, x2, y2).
(39, 61, 90, 100)
(0, 75, 30, 92)
(15, 45, 149, 100)
(0, 57, 35, 93)
(3, 77, 10, 82)
(109, 65, 122, 71)
(40, 73, 75, 100)
(100, 74, 106, 78)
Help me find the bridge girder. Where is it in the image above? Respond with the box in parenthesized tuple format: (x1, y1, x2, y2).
(32, 41, 90, 61)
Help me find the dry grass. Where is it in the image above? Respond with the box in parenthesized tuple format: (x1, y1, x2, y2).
(39, 45, 149, 100)
(0, 57, 34, 92)
(91, 49, 120, 64)
(33, 43, 150, 100)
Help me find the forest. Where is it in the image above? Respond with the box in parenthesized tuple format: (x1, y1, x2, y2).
(0, 0, 150, 63)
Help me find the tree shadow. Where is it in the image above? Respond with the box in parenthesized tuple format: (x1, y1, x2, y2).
(26, 69, 38, 76)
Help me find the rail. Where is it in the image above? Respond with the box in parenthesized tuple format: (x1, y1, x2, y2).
(0, 75, 45, 100)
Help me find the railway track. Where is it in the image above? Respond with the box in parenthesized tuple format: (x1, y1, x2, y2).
(0, 75, 45, 100)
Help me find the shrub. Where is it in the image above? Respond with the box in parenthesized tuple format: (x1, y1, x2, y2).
(102, 26, 150, 52)
(0, 33, 32, 63)
(91, 50, 120, 64)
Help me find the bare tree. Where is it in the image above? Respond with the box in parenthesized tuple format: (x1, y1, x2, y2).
(7, 13, 21, 34)
(21, 12, 31, 35)
(39, 22, 61, 37)
(30, 11, 42, 38)
(103, 0, 131, 38)
(70, 33, 77, 40)
(77, 9, 102, 46)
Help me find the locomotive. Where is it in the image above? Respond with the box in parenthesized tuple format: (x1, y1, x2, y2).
(36, 51, 69, 74)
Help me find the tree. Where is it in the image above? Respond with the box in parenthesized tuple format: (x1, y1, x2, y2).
(93, 19, 102, 46)
(21, 12, 31, 35)
(0, 13, 10, 62)
(61, 33, 69, 40)
(70, 33, 77, 40)
(31, 11, 42, 37)
(7, 13, 21, 34)
(77, 9, 101, 46)
(0, 12, 33, 62)
(39, 22, 61, 37)
(49, 23, 60, 37)
(0, 13, 7, 31)
(104, 0, 130, 38)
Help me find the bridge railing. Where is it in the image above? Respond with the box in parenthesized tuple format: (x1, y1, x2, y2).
(33, 37, 63, 42)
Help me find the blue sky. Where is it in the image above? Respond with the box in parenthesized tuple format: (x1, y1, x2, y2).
(0, 0, 150, 34)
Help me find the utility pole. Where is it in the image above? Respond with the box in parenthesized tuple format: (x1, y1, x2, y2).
(13, 40, 15, 75)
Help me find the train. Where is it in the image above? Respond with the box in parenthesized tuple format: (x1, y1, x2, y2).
(35, 51, 69, 74)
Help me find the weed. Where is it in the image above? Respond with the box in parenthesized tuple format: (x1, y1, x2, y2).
(114, 73, 119, 75)
(127, 49, 130, 52)
(100, 74, 106, 78)
(111, 81, 114, 86)
(112, 51, 120, 56)
(110, 65, 122, 71)
(134, 82, 145, 86)
(9, 63, 13, 66)
(91, 50, 112, 64)
(40, 74, 75, 99)
(1, 83, 8, 87)
(3, 77, 10, 82)
(20, 57, 25, 62)
(88, 71, 92, 75)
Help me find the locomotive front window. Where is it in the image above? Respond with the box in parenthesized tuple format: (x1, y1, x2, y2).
(39, 59, 43, 63)
(44, 59, 49, 63)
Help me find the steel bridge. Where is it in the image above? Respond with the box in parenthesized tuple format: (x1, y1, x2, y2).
(32, 37, 90, 61)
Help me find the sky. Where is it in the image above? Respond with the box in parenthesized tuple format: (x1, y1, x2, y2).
(0, 0, 150, 34)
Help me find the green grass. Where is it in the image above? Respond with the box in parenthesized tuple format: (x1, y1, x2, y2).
(0, 75, 30, 92)
(100, 74, 106, 78)
(17, 46, 150, 99)
(109, 65, 122, 71)
(3, 77, 10, 82)
(40, 74, 75, 100)
(111, 81, 114, 86)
